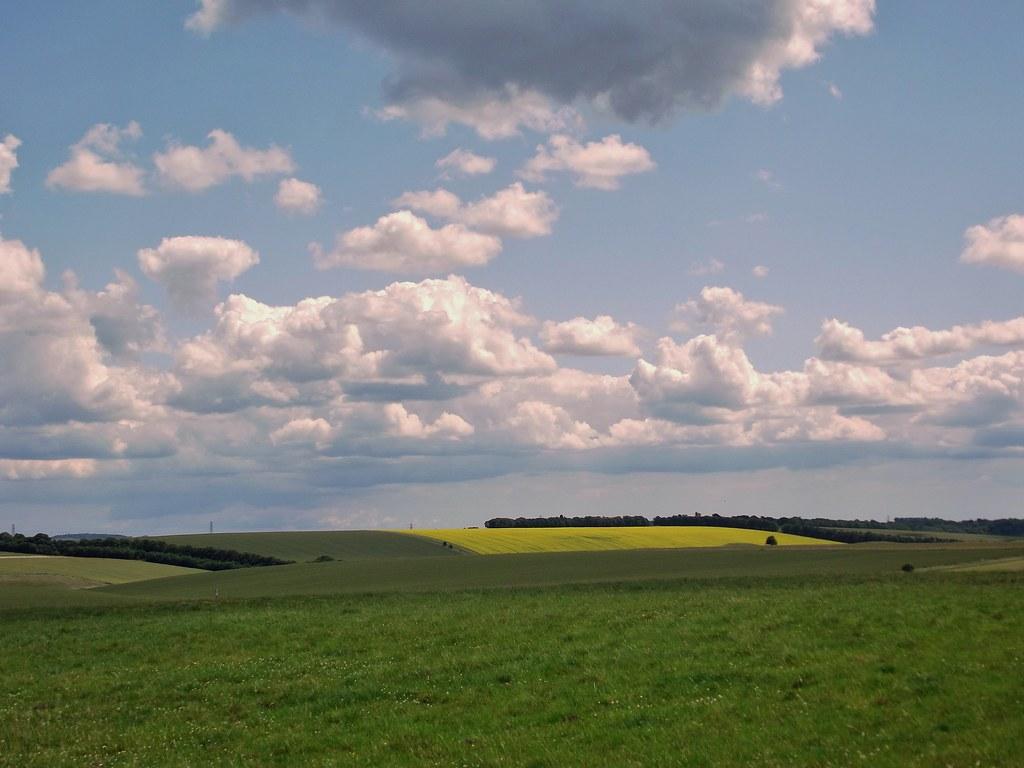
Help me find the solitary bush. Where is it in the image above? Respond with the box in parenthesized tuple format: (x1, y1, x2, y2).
(312, 554, 334, 563)
(765, 535, 778, 546)
(901, 563, 915, 572)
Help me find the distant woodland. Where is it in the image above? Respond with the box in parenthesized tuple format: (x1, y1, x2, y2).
(484, 514, 1024, 543)
(0, 532, 290, 570)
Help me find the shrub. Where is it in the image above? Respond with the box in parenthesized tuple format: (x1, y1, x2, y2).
(901, 563, 915, 572)
(312, 554, 334, 563)
(765, 535, 778, 546)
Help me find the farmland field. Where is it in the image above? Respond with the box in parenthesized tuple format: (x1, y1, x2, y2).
(406, 525, 830, 553)
(930, 556, 1024, 573)
(3, 532, 1023, 767)
(0, 555, 198, 587)
(100, 542, 1024, 601)
(157, 530, 457, 561)
(0, 556, 201, 611)
(2, 572, 1022, 767)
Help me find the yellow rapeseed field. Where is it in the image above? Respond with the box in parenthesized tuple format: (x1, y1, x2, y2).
(403, 526, 834, 555)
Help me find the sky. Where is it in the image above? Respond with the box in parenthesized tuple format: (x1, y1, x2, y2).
(2, 1, 1023, 534)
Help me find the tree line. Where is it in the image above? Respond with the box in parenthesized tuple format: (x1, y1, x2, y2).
(0, 532, 291, 570)
(484, 515, 651, 528)
(889, 517, 1024, 536)
(484, 514, 957, 544)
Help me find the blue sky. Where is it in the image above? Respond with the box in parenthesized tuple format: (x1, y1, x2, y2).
(2, 1, 1023, 533)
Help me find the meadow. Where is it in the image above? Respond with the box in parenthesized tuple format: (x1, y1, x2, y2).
(0, 556, 200, 611)
(0, 555, 197, 588)
(2, 530, 1023, 766)
(2, 573, 1023, 767)
(102, 542, 1024, 602)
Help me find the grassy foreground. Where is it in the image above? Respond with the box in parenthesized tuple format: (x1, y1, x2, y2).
(2, 573, 1022, 767)
(406, 526, 830, 554)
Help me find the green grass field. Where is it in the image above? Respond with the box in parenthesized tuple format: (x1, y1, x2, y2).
(93, 543, 1024, 602)
(0, 555, 197, 587)
(3, 530, 1023, 766)
(407, 525, 831, 554)
(2, 573, 1022, 767)
(157, 530, 458, 561)
(0, 556, 201, 611)
(929, 556, 1024, 573)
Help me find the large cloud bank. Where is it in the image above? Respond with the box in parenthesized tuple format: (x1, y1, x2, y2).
(187, 1, 875, 134)
(8, 231, 1024, 525)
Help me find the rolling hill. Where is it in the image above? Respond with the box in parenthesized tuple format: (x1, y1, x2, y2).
(156, 530, 458, 561)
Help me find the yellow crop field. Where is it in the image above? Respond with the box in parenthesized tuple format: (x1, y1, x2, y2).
(403, 526, 834, 555)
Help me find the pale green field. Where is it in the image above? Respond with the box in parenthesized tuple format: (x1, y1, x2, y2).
(0, 555, 199, 588)
(405, 526, 832, 554)
(929, 556, 1024, 573)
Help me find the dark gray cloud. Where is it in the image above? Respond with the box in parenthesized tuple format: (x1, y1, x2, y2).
(974, 426, 1024, 448)
(189, 0, 874, 123)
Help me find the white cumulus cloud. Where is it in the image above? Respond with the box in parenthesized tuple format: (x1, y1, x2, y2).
(630, 334, 796, 421)
(170, 274, 555, 412)
(0, 459, 99, 480)
(961, 214, 1024, 273)
(0, 236, 159, 428)
(382, 403, 474, 440)
(312, 211, 502, 274)
(376, 86, 583, 140)
(816, 316, 1024, 364)
(395, 183, 558, 239)
(673, 286, 784, 342)
(435, 148, 496, 177)
(154, 129, 294, 192)
(46, 122, 146, 196)
(502, 400, 599, 450)
(275, 177, 322, 215)
(0, 134, 21, 194)
(271, 417, 335, 449)
(540, 316, 641, 357)
(519, 134, 654, 190)
(138, 236, 260, 309)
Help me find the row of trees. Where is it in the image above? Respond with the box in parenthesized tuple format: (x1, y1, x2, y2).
(484, 514, 955, 544)
(891, 517, 1024, 536)
(764, 515, 1024, 536)
(486, 515, 651, 528)
(0, 532, 291, 570)
(654, 514, 951, 543)
(654, 514, 780, 531)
